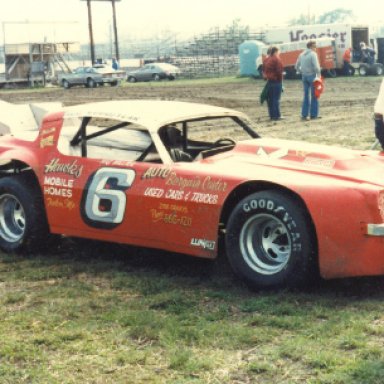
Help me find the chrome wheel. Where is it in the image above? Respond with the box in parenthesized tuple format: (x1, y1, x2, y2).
(0, 194, 25, 243)
(240, 213, 291, 275)
(226, 191, 316, 288)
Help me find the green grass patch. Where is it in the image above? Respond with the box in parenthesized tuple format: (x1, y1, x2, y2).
(1, 244, 384, 383)
(1, 77, 383, 382)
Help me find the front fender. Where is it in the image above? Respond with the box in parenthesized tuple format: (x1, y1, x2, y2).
(293, 182, 384, 279)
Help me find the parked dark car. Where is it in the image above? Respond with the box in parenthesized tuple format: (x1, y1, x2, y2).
(58, 67, 123, 89)
(126, 63, 181, 83)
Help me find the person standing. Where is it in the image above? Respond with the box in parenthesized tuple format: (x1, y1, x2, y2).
(374, 78, 384, 150)
(359, 42, 376, 65)
(112, 57, 120, 70)
(343, 47, 355, 76)
(263, 46, 284, 120)
(295, 40, 322, 120)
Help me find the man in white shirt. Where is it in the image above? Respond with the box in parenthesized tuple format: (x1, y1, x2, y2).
(295, 40, 322, 120)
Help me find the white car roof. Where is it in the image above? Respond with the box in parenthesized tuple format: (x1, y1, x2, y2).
(63, 100, 247, 132)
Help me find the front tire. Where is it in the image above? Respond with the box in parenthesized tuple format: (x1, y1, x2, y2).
(86, 78, 96, 88)
(0, 176, 49, 253)
(225, 190, 316, 289)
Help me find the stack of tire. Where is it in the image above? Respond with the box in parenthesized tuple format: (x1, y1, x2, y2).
(358, 63, 384, 76)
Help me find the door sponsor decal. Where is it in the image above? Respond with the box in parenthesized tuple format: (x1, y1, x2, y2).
(142, 166, 228, 192)
(45, 158, 84, 178)
(143, 186, 218, 204)
(44, 176, 74, 198)
(43, 158, 84, 208)
(150, 202, 192, 227)
(141, 166, 226, 205)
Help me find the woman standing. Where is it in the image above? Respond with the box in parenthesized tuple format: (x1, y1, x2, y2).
(263, 46, 284, 120)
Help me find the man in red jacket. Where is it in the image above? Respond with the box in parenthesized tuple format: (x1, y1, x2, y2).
(343, 47, 355, 76)
(263, 46, 284, 120)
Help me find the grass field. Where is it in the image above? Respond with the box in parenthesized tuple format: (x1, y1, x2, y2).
(1, 240, 384, 383)
(1, 76, 384, 383)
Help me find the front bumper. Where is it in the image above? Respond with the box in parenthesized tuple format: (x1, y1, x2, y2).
(102, 76, 121, 84)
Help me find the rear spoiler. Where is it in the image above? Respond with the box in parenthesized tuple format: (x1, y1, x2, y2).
(0, 100, 63, 135)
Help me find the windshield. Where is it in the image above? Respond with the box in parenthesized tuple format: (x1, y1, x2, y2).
(182, 116, 258, 142)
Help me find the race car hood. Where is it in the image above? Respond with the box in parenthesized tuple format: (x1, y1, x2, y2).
(206, 138, 384, 187)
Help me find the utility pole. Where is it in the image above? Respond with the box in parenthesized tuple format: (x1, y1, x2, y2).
(111, 0, 120, 61)
(86, 0, 96, 64)
(81, 0, 121, 64)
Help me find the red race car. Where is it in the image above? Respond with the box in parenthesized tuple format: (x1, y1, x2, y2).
(0, 99, 383, 289)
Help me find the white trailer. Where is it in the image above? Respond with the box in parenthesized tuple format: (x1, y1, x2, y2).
(256, 38, 336, 79)
(264, 23, 383, 76)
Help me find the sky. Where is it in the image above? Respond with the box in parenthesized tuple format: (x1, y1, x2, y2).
(1, 0, 384, 44)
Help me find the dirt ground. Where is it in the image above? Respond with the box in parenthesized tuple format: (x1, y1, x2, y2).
(0, 75, 382, 149)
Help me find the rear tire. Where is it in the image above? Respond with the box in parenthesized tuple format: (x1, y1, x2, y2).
(324, 69, 337, 78)
(62, 80, 70, 89)
(0, 176, 49, 253)
(358, 64, 369, 76)
(285, 67, 300, 79)
(373, 63, 384, 76)
(225, 190, 317, 289)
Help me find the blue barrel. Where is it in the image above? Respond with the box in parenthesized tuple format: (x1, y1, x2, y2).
(239, 40, 265, 77)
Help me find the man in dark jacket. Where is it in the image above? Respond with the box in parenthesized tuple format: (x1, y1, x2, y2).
(374, 79, 384, 149)
(263, 46, 284, 121)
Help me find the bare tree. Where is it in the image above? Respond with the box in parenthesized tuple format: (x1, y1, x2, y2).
(318, 8, 354, 24)
(289, 8, 354, 25)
